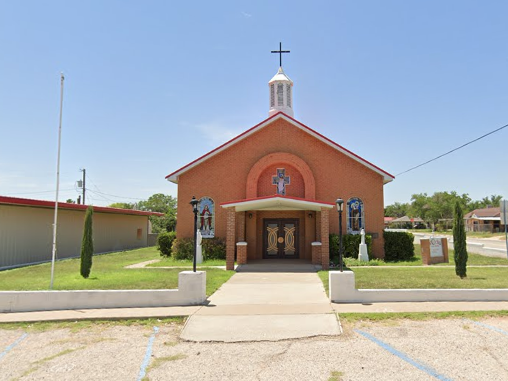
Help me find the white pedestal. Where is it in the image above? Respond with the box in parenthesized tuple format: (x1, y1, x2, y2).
(358, 243, 369, 262)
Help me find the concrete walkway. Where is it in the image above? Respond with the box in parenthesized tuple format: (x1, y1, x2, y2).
(180, 261, 341, 342)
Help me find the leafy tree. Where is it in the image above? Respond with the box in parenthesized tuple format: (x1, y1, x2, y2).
(468, 194, 503, 211)
(409, 191, 470, 228)
(80, 206, 94, 279)
(138, 193, 177, 233)
(108, 202, 135, 209)
(66, 198, 76, 204)
(384, 202, 409, 217)
(453, 201, 468, 278)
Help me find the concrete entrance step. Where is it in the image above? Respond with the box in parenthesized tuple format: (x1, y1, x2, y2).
(236, 259, 321, 273)
(197, 303, 333, 315)
(180, 314, 340, 342)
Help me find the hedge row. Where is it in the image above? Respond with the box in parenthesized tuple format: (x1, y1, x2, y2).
(157, 234, 226, 261)
(329, 233, 372, 260)
(329, 231, 415, 262)
(159, 231, 414, 263)
(383, 231, 414, 261)
(157, 232, 177, 257)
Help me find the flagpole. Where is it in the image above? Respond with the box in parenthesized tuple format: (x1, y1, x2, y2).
(50, 73, 65, 290)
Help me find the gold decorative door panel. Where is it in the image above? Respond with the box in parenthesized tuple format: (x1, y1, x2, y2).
(263, 219, 299, 259)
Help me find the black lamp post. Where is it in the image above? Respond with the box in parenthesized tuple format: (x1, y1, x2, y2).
(190, 196, 199, 272)
(336, 198, 344, 272)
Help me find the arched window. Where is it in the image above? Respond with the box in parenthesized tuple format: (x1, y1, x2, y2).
(270, 84, 275, 107)
(286, 84, 292, 107)
(347, 197, 364, 234)
(198, 197, 215, 238)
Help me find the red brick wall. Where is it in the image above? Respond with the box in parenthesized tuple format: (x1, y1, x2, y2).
(175, 117, 387, 257)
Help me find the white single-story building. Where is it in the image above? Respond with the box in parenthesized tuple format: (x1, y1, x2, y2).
(0, 196, 163, 269)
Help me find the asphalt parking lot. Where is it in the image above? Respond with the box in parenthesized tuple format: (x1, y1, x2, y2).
(2, 316, 508, 381)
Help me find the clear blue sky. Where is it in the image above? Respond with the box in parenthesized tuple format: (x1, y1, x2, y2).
(1, 1, 506, 207)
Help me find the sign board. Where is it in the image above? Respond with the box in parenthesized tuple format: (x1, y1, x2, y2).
(501, 200, 508, 225)
(429, 238, 443, 258)
(421, 238, 449, 265)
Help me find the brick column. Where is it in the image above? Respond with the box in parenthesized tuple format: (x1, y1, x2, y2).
(311, 242, 322, 264)
(320, 207, 330, 270)
(236, 242, 248, 264)
(226, 208, 236, 270)
(316, 211, 322, 242)
(237, 212, 246, 242)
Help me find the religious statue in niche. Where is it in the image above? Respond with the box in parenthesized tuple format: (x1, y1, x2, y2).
(272, 168, 290, 196)
(347, 197, 364, 234)
(198, 197, 214, 238)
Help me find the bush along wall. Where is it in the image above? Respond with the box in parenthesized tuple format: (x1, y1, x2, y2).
(329, 233, 372, 260)
(202, 237, 226, 260)
(157, 231, 177, 257)
(383, 231, 415, 261)
(171, 237, 194, 260)
(170, 237, 226, 261)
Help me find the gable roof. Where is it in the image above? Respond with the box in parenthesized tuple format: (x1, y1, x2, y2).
(166, 112, 395, 184)
(0, 196, 164, 217)
(465, 207, 501, 219)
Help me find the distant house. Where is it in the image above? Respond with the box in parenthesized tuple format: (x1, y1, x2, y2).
(464, 207, 504, 233)
(0, 196, 163, 269)
(384, 217, 395, 227)
(387, 216, 425, 229)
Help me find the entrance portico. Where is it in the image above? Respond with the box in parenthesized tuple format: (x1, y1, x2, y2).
(221, 195, 334, 271)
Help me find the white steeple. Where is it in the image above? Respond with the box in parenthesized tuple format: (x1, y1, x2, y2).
(268, 66, 294, 117)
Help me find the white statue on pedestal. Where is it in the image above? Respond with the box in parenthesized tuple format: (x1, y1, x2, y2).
(196, 230, 203, 264)
(358, 228, 369, 262)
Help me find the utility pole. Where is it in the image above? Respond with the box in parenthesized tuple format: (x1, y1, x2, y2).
(80, 168, 86, 205)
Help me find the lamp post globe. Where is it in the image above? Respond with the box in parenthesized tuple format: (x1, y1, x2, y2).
(190, 196, 199, 272)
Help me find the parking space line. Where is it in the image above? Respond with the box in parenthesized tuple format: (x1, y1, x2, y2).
(354, 329, 454, 381)
(0, 333, 28, 361)
(137, 326, 159, 381)
(466, 319, 508, 337)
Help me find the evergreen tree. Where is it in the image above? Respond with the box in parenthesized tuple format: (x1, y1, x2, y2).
(453, 201, 468, 278)
(80, 206, 94, 278)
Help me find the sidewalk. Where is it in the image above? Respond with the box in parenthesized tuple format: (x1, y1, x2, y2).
(180, 266, 341, 342)
(0, 306, 200, 323)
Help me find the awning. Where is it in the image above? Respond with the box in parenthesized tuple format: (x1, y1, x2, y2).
(220, 195, 335, 212)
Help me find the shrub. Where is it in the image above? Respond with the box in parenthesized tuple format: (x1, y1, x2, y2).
(329, 233, 372, 259)
(383, 231, 414, 261)
(80, 206, 94, 279)
(453, 201, 468, 278)
(157, 232, 177, 257)
(171, 237, 194, 260)
(202, 237, 226, 260)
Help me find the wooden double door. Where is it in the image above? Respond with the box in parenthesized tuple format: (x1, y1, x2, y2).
(263, 219, 299, 259)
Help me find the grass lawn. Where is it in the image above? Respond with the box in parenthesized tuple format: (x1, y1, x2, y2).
(319, 266, 508, 294)
(0, 247, 234, 296)
(341, 244, 508, 267)
(148, 257, 226, 267)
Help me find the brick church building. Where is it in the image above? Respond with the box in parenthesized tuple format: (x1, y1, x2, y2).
(166, 60, 394, 271)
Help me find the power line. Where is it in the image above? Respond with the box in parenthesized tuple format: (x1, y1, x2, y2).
(7, 189, 75, 195)
(85, 189, 116, 203)
(396, 123, 508, 177)
(85, 188, 146, 201)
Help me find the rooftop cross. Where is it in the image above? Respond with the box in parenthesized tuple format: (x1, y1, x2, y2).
(271, 42, 290, 68)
